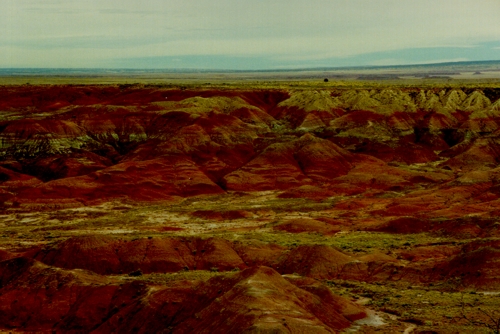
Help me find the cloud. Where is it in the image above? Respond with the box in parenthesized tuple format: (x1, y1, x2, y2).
(1, 0, 500, 68)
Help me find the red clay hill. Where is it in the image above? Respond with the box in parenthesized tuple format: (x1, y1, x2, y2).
(1, 84, 500, 333)
(2, 85, 499, 207)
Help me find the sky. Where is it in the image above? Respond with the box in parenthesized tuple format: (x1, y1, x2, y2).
(1, 0, 500, 69)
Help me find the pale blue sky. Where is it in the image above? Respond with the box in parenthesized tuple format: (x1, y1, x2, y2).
(1, 0, 500, 69)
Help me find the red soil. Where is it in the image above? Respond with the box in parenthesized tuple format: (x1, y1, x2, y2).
(434, 245, 500, 289)
(278, 185, 345, 200)
(273, 218, 340, 235)
(17, 156, 224, 206)
(2, 85, 500, 332)
(35, 236, 247, 274)
(278, 244, 352, 279)
(0, 256, 364, 333)
(276, 244, 403, 282)
(191, 209, 253, 220)
(1, 85, 497, 209)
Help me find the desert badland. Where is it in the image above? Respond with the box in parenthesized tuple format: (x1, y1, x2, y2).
(1, 72, 500, 333)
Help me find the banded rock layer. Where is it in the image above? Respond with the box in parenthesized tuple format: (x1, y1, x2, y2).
(1, 86, 500, 207)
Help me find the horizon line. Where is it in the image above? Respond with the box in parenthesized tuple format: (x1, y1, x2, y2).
(0, 59, 499, 74)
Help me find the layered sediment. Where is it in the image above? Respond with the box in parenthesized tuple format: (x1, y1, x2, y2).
(1, 84, 500, 332)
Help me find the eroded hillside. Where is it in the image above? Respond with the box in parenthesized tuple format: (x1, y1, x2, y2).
(1, 84, 500, 333)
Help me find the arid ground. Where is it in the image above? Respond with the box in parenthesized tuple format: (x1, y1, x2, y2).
(1, 78, 500, 333)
